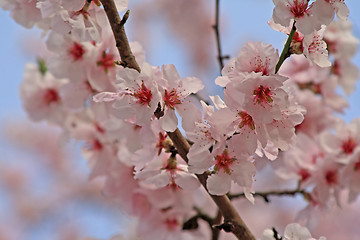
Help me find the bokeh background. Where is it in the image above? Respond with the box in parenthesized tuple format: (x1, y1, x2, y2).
(1, 1, 360, 239)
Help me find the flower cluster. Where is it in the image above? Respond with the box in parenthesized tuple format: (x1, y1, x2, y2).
(2, 0, 359, 239)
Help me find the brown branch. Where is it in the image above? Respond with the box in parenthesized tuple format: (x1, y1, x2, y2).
(228, 189, 307, 202)
(100, 0, 140, 72)
(183, 208, 222, 240)
(100, 1, 255, 239)
(212, 210, 222, 240)
(212, 0, 229, 73)
(168, 130, 255, 240)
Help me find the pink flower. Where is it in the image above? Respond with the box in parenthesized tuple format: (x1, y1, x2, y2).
(272, 0, 333, 35)
(232, 73, 288, 124)
(190, 141, 256, 202)
(216, 42, 279, 87)
(313, 0, 349, 21)
(342, 149, 360, 203)
(269, 19, 331, 67)
(302, 28, 331, 67)
(293, 90, 336, 137)
(37, 0, 108, 42)
(235, 42, 279, 76)
(46, 31, 92, 82)
(185, 101, 234, 174)
(85, 36, 119, 92)
(280, 54, 348, 112)
(135, 153, 200, 191)
(320, 118, 360, 164)
(312, 156, 343, 205)
(137, 209, 203, 240)
(20, 63, 68, 124)
(0, 0, 41, 28)
(157, 64, 204, 132)
(324, 20, 358, 60)
(276, 133, 321, 186)
(93, 62, 162, 126)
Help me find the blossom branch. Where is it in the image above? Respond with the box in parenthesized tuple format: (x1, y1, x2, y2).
(275, 21, 296, 74)
(213, 0, 229, 73)
(168, 130, 256, 240)
(228, 189, 308, 202)
(212, 210, 222, 240)
(183, 209, 221, 240)
(100, 0, 140, 72)
(100, 1, 255, 239)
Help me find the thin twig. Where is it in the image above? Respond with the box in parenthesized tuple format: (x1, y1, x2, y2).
(183, 207, 216, 230)
(100, 2, 255, 239)
(100, 0, 140, 72)
(213, 0, 228, 73)
(228, 189, 307, 202)
(119, 9, 130, 28)
(212, 210, 222, 240)
(275, 21, 296, 74)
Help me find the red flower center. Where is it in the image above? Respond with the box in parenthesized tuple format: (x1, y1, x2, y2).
(94, 122, 105, 134)
(238, 111, 255, 130)
(298, 168, 310, 182)
(325, 170, 338, 185)
(252, 56, 270, 75)
(91, 139, 103, 151)
(164, 89, 182, 109)
(342, 138, 356, 155)
(332, 60, 341, 76)
(253, 85, 273, 105)
(214, 150, 235, 174)
(133, 82, 152, 106)
(69, 42, 85, 61)
(97, 51, 114, 73)
(289, 0, 309, 18)
(165, 218, 178, 231)
(43, 88, 60, 105)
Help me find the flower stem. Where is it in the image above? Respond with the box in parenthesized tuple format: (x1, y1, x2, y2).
(275, 21, 296, 74)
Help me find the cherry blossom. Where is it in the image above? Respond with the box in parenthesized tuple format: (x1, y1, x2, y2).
(293, 90, 336, 137)
(302, 28, 331, 67)
(190, 140, 256, 202)
(46, 31, 92, 82)
(280, 54, 348, 113)
(313, 0, 349, 21)
(268, 19, 331, 67)
(272, 0, 333, 35)
(20, 62, 68, 124)
(93, 62, 162, 126)
(135, 153, 200, 191)
(4, 0, 360, 239)
(216, 41, 279, 86)
(0, 0, 41, 28)
(323, 20, 359, 95)
(276, 133, 320, 186)
(320, 118, 360, 164)
(157, 64, 204, 132)
(342, 149, 360, 203)
(234, 42, 279, 76)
